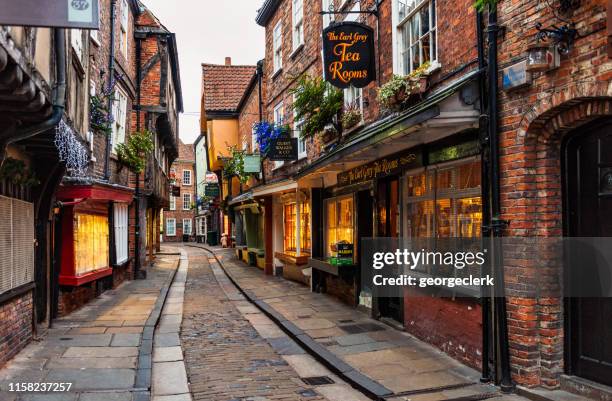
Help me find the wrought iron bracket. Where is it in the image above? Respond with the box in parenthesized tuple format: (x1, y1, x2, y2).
(535, 22, 578, 55)
(319, 1, 379, 18)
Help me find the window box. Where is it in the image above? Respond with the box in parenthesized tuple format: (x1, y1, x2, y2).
(274, 251, 310, 266)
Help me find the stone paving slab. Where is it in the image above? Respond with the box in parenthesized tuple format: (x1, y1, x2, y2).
(0, 250, 181, 401)
(202, 247, 531, 401)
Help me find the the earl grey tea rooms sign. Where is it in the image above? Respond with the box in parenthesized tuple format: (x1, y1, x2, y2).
(322, 21, 376, 89)
(0, 0, 100, 29)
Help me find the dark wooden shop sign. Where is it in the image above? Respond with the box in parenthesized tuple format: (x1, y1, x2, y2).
(267, 137, 298, 161)
(337, 148, 423, 187)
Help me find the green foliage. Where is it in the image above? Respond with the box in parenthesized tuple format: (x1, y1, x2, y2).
(378, 62, 431, 111)
(222, 146, 250, 185)
(341, 105, 362, 131)
(116, 130, 155, 174)
(474, 0, 497, 11)
(290, 74, 344, 138)
(0, 157, 40, 187)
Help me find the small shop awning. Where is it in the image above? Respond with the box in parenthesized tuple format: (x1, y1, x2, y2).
(57, 181, 134, 203)
(251, 179, 297, 197)
(295, 70, 481, 181)
(228, 191, 254, 206)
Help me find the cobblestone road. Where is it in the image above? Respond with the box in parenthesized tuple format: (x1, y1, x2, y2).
(181, 247, 333, 401)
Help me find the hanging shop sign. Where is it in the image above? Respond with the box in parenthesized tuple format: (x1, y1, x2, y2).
(205, 172, 219, 184)
(171, 186, 181, 197)
(0, 0, 100, 29)
(205, 184, 220, 198)
(322, 21, 376, 89)
(267, 137, 298, 161)
(337, 148, 423, 188)
(243, 155, 262, 174)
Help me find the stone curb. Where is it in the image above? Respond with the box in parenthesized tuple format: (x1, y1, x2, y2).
(186, 244, 394, 401)
(134, 252, 183, 401)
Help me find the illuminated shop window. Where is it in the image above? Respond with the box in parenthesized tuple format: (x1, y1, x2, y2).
(324, 195, 354, 258)
(74, 213, 110, 276)
(283, 202, 311, 254)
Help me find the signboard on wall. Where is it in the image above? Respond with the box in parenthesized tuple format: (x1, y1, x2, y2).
(0, 0, 100, 29)
(243, 155, 261, 173)
(171, 186, 181, 197)
(267, 137, 298, 161)
(322, 21, 376, 89)
(337, 148, 423, 188)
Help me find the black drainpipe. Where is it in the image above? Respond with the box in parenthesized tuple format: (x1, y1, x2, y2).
(476, 8, 492, 384)
(486, 5, 514, 392)
(256, 59, 266, 185)
(134, 33, 143, 278)
(104, 0, 118, 181)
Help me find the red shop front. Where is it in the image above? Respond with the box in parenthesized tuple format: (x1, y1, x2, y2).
(56, 184, 133, 288)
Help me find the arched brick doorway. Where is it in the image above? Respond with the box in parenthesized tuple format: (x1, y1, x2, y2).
(501, 97, 612, 389)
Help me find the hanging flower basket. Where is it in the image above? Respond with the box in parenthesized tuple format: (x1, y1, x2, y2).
(378, 62, 432, 111)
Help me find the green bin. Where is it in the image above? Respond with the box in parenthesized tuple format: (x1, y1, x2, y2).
(207, 231, 218, 246)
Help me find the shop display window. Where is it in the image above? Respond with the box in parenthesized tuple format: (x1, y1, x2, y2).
(74, 213, 110, 275)
(324, 195, 355, 259)
(283, 201, 311, 254)
(405, 160, 482, 239)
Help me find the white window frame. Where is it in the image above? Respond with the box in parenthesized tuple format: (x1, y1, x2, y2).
(273, 21, 283, 73)
(394, 0, 438, 75)
(183, 193, 192, 211)
(183, 219, 193, 236)
(273, 102, 285, 168)
(293, 94, 307, 160)
(120, 0, 129, 58)
(71, 29, 84, 61)
(292, 0, 304, 51)
(169, 194, 176, 211)
(111, 87, 128, 154)
(166, 218, 176, 237)
(322, 0, 333, 28)
(251, 127, 259, 153)
(183, 170, 192, 186)
(113, 203, 129, 265)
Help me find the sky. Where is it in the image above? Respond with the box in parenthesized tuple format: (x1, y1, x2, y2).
(141, 0, 265, 144)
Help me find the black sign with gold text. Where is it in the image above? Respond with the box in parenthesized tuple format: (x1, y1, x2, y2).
(323, 22, 376, 89)
(337, 148, 423, 187)
(268, 137, 298, 161)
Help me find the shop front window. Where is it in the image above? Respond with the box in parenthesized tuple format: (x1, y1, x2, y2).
(405, 160, 482, 239)
(283, 201, 311, 254)
(324, 195, 354, 258)
(74, 213, 110, 276)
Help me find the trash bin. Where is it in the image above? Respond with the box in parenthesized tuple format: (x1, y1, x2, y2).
(248, 251, 257, 267)
(207, 231, 218, 246)
(182, 234, 189, 242)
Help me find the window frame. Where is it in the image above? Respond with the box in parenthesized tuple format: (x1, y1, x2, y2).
(292, 0, 304, 51)
(111, 86, 128, 154)
(183, 193, 192, 211)
(120, 0, 129, 58)
(113, 203, 129, 265)
(323, 194, 355, 259)
(183, 170, 192, 186)
(273, 102, 285, 169)
(169, 194, 176, 211)
(273, 21, 283, 73)
(182, 218, 193, 235)
(166, 218, 176, 237)
(395, 0, 438, 75)
(293, 94, 307, 160)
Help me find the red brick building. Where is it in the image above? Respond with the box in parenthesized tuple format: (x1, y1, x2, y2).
(496, 0, 612, 394)
(164, 140, 196, 243)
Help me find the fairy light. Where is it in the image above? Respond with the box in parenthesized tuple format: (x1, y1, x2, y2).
(55, 119, 89, 177)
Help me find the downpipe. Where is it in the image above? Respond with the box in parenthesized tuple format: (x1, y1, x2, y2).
(476, 8, 492, 384)
(486, 5, 514, 393)
(104, 0, 118, 181)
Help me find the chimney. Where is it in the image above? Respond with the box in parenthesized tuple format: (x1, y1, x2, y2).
(225, 57, 232, 66)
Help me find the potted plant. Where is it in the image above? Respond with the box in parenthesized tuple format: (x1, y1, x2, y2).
(341, 104, 363, 132)
(115, 130, 155, 173)
(378, 62, 432, 111)
(290, 74, 343, 139)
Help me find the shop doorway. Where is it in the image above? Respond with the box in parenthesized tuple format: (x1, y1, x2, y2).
(376, 176, 403, 323)
(356, 190, 374, 304)
(564, 120, 612, 386)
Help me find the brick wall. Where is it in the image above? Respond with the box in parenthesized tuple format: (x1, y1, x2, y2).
(0, 291, 33, 368)
(164, 142, 196, 243)
(496, 0, 612, 389)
